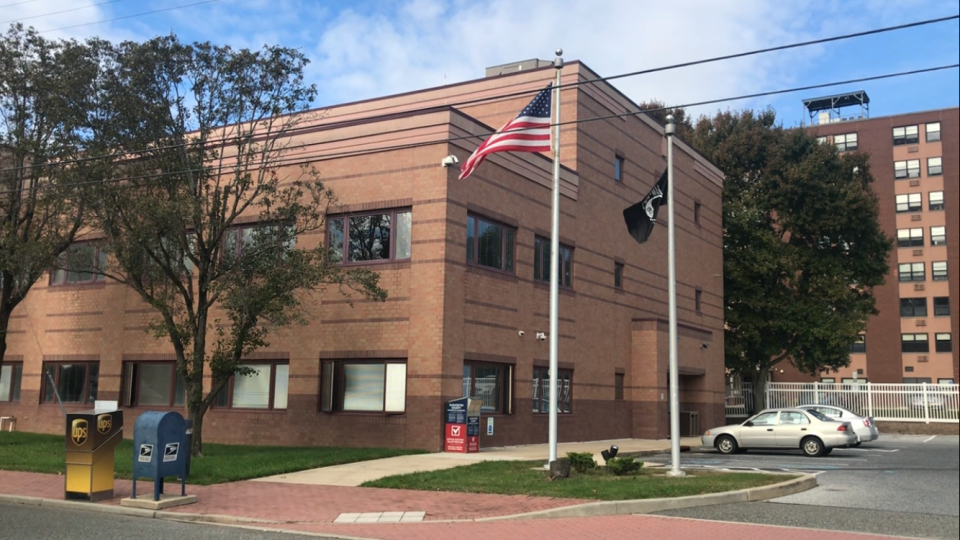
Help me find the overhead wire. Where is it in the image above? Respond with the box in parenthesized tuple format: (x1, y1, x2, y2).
(0, 0, 128, 26)
(37, 0, 223, 33)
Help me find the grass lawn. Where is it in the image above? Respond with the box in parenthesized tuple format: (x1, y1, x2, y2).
(0, 431, 424, 485)
(362, 460, 794, 501)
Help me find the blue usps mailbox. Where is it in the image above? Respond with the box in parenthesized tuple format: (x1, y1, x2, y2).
(132, 411, 189, 501)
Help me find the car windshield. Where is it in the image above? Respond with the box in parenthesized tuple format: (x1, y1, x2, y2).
(805, 409, 831, 422)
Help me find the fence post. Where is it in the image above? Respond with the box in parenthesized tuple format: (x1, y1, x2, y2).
(814, 381, 819, 405)
(764, 381, 770, 409)
(922, 383, 930, 424)
(867, 382, 873, 418)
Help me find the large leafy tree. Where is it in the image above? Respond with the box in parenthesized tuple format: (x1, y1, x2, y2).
(639, 100, 696, 141)
(86, 36, 386, 455)
(689, 109, 891, 412)
(1, 25, 101, 370)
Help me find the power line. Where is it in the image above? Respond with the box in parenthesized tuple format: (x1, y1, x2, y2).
(1, 0, 128, 26)
(4, 12, 956, 176)
(37, 0, 223, 33)
(2, 62, 955, 196)
(0, 0, 40, 9)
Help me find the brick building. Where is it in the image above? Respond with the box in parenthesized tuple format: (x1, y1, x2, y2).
(775, 93, 958, 386)
(0, 59, 726, 450)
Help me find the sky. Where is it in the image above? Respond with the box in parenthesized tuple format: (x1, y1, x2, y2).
(4, 0, 959, 125)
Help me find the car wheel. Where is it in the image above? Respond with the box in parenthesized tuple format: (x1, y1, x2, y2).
(716, 435, 739, 455)
(801, 436, 825, 457)
(853, 442, 861, 447)
(822, 448, 832, 455)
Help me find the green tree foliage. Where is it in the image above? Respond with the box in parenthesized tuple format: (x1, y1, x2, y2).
(689, 109, 891, 411)
(0, 25, 102, 369)
(86, 36, 386, 455)
(639, 100, 696, 141)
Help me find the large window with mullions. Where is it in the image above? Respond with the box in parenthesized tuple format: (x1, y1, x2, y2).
(466, 214, 516, 273)
(327, 209, 412, 264)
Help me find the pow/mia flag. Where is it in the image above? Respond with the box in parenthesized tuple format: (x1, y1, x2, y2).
(623, 170, 668, 245)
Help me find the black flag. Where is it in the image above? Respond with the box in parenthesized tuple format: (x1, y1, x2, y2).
(623, 170, 668, 245)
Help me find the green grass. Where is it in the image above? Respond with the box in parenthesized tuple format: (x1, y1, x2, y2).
(362, 460, 793, 501)
(0, 431, 424, 485)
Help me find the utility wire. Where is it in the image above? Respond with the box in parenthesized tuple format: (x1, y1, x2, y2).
(37, 0, 223, 33)
(2, 63, 955, 196)
(1, 0, 128, 26)
(0, 0, 40, 9)
(4, 13, 956, 175)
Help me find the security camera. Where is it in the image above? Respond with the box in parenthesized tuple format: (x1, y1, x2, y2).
(518, 330, 525, 337)
(441, 155, 459, 167)
(700, 342, 709, 349)
(536, 332, 547, 341)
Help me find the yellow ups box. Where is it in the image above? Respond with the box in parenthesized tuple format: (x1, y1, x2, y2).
(64, 409, 123, 501)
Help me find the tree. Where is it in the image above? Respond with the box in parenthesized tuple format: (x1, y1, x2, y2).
(689, 109, 891, 412)
(639, 100, 695, 141)
(1, 25, 101, 370)
(86, 36, 386, 455)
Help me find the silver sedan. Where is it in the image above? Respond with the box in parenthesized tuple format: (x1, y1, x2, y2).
(701, 408, 858, 457)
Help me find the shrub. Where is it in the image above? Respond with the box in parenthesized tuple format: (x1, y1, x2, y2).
(566, 452, 597, 474)
(605, 456, 642, 476)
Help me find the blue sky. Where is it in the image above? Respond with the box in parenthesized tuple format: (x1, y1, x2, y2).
(6, 0, 959, 125)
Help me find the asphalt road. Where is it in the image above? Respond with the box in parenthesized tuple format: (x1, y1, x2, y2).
(652, 434, 960, 539)
(0, 503, 326, 540)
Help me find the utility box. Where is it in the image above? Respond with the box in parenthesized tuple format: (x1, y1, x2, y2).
(131, 411, 189, 501)
(64, 408, 123, 501)
(444, 397, 480, 453)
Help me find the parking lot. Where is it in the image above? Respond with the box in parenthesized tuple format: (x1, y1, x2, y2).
(649, 434, 959, 539)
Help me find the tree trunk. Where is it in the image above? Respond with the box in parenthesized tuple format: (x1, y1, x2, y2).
(188, 404, 206, 457)
(752, 366, 770, 414)
(0, 309, 9, 370)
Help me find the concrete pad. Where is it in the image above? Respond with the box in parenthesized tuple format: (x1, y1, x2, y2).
(120, 494, 197, 510)
(333, 512, 361, 523)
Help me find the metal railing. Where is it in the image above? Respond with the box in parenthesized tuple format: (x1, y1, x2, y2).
(762, 382, 959, 423)
(725, 382, 755, 417)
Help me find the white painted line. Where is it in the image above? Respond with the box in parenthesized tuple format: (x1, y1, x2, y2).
(923, 435, 937, 443)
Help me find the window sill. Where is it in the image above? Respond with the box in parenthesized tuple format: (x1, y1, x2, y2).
(533, 281, 576, 296)
(320, 411, 406, 416)
(210, 408, 288, 413)
(339, 260, 411, 270)
(466, 263, 518, 282)
(47, 282, 107, 292)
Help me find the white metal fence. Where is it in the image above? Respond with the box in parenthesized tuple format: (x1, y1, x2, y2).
(727, 382, 959, 423)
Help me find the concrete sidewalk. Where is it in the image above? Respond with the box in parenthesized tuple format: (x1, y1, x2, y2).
(254, 437, 702, 486)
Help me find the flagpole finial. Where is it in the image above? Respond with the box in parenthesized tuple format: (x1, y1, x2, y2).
(554, 49, 563, 69)
(665, 114, 676, 136)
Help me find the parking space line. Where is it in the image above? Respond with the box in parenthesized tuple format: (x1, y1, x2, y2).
(923, 435, 937, 443)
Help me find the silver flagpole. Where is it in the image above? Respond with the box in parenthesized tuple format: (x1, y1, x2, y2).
(548, 48, 563, 465)
(665, 115, 685, 477)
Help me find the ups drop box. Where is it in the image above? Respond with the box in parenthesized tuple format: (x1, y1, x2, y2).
(64, 409, 124, 501)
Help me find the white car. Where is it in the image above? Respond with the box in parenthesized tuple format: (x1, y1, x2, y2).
(796, 404, 878, 446)
(701, 408, 858, 457)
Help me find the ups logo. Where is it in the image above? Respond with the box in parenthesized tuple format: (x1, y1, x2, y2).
(97, 414, 112, 435)
(71, 419, 88, 446)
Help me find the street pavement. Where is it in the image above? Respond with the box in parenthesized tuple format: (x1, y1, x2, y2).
(652, 434, 960, 539)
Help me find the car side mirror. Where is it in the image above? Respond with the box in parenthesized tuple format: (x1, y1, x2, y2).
(744, 421, 754, 427)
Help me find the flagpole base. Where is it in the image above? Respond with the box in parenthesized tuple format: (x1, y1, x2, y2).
(666, 469, 687, 478)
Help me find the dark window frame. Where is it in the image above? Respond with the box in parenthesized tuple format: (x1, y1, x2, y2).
(929, 191, 944, 211)
(319, 359, 407, 414)
(894, 159, 921, 179)
(927, 157, 942, 176)
(693, 201, 702, 226)
(463, 361, 513, 415)
(466, 213, 516, 274)
(614, 373, 625, 400)
(850, 334, 866, 353)
(935, 333, 952, 353)
(213, 360, 289, 411)
(121, 361, 185, 408)
(326, 208, 412, 266)
(900, 298, 928, 317)
(926, 122, 941, 142)
(695, 289, 703, 312)
(614, 262, 624, 289)
(533, 236, 573, 288)
(0, 362, 23, 403)
(532, 366, 573, 414)
(895, 193, 922, 213)
(930, 226, 946, 247)
(834, 132, 858, 152)
(934, 297, 950, 317)
(898, 262, 925, 282)
(49, 243, 108, 286)
(614, 155, 625, 182)
(901, 333, 930, 353)
(893, 125, 920, 145)
(41, 361, 99, 405)
(897, 228, 924, 248)
(932, 261, 948, 281)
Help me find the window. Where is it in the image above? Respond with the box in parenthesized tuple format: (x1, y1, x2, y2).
(893, 125, 919, 145)
(614, 263, 624, 289)
(614, 155, 625, 182)
(932, 261, 948, 281)
(466, 214, 515, 273)
(816, 136, 828, 145)
(50, 244, 107, 286)
(695, 289, 703, 312)
(214, 361, 289, 410)
(747, 411, 778, 426)
(319, 360, 406, 413)
(897, 228, 923, 247)
(934, 297, 950, 317)
(121, 362, 185, 407)
(935, 333, 952, 353)
(463, 361, 512, 414)
(901, 333, 929, 353)
(927, 157, 942, 176)
(534, 236, 573, 288)
(328, 209, 411, 264)
(834, 133, 858, 152)
(898, 262, 925, 282)
(929, 191, 944, 211)
(905, 367, 915, 373)
(532, 366, 572, 414)
(820, 377, 836, 383)
(930, 226, 946, 247)
(0, 363, 22, 402)
(939, 379, 954, 385)
(894, 160, 921, 179)
(42, 362, 99, 405)
(895, 193, 922, 213)
(926, 122, 941, 142)
(779, 411, 810, 425)
(694, 202, 702, 225)
(900, 298, 927, 317)
(903, 377, 933, 384)
(850, 334, 866, 353)
(615, 373, 624, 400)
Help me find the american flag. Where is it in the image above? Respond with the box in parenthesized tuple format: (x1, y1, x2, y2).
(459, 84, 553, 180)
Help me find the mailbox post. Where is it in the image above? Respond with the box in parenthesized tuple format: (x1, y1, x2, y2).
(444, 397, 480, 453)
(64, 407, 124, 501)
(131, 411, 189, 501)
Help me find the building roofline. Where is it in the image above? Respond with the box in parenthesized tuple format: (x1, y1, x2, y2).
(808, 106, 958, 126)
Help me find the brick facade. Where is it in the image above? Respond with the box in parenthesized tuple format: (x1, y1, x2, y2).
(1, 61, 725, 450)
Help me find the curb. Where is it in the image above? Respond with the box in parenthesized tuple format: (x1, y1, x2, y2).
(0, 472, 817, 528)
